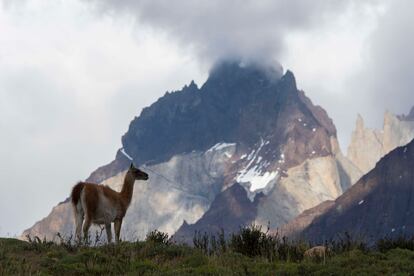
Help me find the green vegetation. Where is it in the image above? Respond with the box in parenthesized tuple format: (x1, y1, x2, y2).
(2, 226, 414, 275)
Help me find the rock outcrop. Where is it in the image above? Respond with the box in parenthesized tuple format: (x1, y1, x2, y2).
(347, 109, 414, 174)
(272, 200, 335, 238)
(173, 183, 261, 244)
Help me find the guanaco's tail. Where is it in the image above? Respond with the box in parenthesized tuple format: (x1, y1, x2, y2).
(71, 182, 85, 206)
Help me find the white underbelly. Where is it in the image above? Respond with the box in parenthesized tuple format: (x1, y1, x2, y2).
(92, 194, 118, 224)
(92, 209, 117, 224)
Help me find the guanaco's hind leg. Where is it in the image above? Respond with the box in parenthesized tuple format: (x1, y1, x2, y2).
(114, 219, 122, 243)
(74, 211, 84, 242)
(73, 200, 84, 242)
(105, 223, 112, 243)
(82, 216, 92, 243)
(80, 185, 97, 244)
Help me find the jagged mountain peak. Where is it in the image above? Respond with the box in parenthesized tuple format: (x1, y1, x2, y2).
(188, 80, 198, 89)
(87, 64, 322, 183)
(397, 106, 414, 121)
(179, 80, 199, 92)
(120, 63, 333, 168)
(207, 60, 283, 83)
(409, 106, 414, 119)
(281, 69, 296, 83)
(356, 114, 365, 131)
(348, 109, 414, 174)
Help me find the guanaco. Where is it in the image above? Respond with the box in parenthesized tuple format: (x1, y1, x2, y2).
(71, 164, 148, 243)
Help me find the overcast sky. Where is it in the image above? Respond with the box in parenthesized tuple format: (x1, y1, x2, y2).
(1, 0, 413, 237)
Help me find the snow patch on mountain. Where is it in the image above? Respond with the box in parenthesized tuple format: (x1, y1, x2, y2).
(237, 168, 278, 192)
(206, 142, 236, 153)
(120, 148, 133, 161)
(235, 139, 279, 195)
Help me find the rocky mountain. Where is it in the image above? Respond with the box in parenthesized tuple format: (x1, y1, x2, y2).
(347, 109, 414, 174)
(22, 61, 359, 242)
(272, 200, 334, 238)
(174, 183, 262, 244)
(288, 138, 414, 244)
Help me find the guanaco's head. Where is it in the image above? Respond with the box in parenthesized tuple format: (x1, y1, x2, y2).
(129, 164, 149, 181)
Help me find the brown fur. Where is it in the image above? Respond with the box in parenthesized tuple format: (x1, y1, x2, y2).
(81, 184, 100, 220)
(71, 182, 84, 206)
(304, 246, 328, 263)
(71, 164, 148, 243)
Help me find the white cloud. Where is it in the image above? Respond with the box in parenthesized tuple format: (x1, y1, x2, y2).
(354, 0, 414, 124)
(280, 3, 385, 148)
(0, 0, 204, 236)
(85, 0, 376, 66)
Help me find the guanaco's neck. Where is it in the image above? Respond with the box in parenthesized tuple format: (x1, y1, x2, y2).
(120, 171, 135, 206)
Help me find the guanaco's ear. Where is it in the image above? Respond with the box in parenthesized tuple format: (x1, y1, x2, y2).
(130, 163, 133, 169)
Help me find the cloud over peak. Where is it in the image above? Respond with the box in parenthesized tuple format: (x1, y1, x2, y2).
(85, 0, 372, 66)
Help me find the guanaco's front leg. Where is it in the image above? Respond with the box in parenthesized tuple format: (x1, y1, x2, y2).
(114, 219, 123, 243)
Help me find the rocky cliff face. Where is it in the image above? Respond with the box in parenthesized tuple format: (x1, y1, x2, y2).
(23, 143, 236, 240)
(271, 200, 335, 238)
(23, 61, 358, 242)
(173, 183, 261, 244)
(347, 109, 414, 174)
(285, 139, 414, 243)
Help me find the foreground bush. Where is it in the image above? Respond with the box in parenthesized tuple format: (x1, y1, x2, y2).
(227, 224, 308, 262)
(146, 229, 171, 245)
(377, 235, 414, 252)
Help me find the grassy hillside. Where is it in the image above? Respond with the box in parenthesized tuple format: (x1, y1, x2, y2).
(2, 229, 414, 275)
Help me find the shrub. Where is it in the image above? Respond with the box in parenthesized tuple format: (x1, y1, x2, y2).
(229, 224, 268, 258)
(227, 224, 307, 261)
(193, 231, 210, 254)
(276, 235, 308, 262)
(376, 236, 414, 252)
(145, 229, 171, 245)
(213, 229, 227, 254)
(56, 232, 79, 252)
(325, 232, 367, 254)
(193, 229, 227, 255)
(25, 235, 55, 252)
(193, 225, 309, 261)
